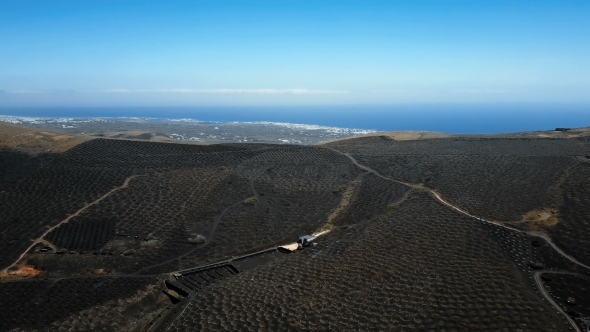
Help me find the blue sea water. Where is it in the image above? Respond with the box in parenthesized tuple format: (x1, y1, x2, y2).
(1, 104, 589, 134)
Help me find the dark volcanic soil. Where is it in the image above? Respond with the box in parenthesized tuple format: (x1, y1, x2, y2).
(1, 128, 589, 331)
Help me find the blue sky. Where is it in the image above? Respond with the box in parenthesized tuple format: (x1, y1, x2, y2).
(0, 0, 588, 106)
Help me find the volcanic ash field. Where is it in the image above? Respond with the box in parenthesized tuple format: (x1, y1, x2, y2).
(1, 122, 590, 331)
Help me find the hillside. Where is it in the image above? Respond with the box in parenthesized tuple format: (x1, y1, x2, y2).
(0, 123, 589, 331)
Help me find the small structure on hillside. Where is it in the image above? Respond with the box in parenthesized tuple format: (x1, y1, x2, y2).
(278, 235, 317, 253)
(297, 235, 316, 248)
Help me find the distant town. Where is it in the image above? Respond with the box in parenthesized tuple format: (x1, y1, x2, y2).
(0, 115, 375, 145)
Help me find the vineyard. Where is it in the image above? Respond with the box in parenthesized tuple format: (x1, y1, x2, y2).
(1, 128, 589, 331)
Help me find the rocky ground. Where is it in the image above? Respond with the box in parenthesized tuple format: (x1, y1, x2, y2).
(1, 122, 589, 331)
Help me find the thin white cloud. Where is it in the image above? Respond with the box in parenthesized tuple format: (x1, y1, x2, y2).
(3, 89, 50, 94)
(2, 88, 346, 95)
(371, 89, 512, 95)
(99, 88, 346, 95)
(369, 89, 410, 94)
(451, 89, 511, 94)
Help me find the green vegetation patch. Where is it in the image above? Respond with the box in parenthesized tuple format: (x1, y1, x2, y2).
(332, 185, 348, 194)
(387, 203, 399, 212)
(243, 197, 258, 205)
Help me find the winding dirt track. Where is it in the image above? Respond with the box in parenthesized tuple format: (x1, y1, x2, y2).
(533, 271, 582, 332)
(331, 149, 589, 270)
(328, 148, 590, 331)
(0, 174, 146, 275)
(3, 144, 588, 330)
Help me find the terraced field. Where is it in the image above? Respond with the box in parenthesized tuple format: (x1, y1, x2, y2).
(1, 127, 589, 331)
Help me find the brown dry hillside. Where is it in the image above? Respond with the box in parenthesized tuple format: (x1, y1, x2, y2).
(0, 121, 91, 153)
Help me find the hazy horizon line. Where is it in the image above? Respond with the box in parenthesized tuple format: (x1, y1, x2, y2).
(1, 102, 589, 109)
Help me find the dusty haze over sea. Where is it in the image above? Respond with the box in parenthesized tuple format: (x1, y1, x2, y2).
(1, 104, 588, 134)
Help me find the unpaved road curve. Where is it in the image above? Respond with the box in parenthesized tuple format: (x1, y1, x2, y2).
(328, 148, 589, 331)
(0, 174, 146, 275)
(330, 149, 590, 271)
(431, 187, 590, 270)
(528, 232, 590, 270)
(533, 271, 582, 332)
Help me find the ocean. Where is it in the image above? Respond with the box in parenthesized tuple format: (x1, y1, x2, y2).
(1, 104, 588, 134)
